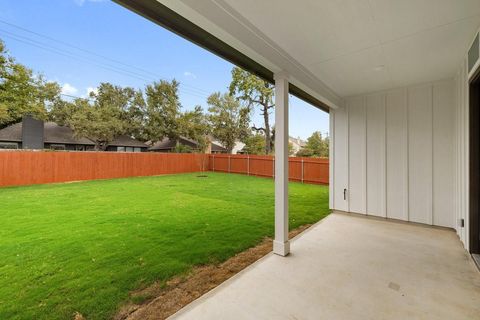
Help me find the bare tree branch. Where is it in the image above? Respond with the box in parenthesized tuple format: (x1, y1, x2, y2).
(252, 126, 266, 133)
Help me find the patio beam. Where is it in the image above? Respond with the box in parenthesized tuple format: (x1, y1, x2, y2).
(273, 71, 290, 256)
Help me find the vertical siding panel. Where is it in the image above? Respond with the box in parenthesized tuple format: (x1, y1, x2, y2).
(433, 80, 455, 227)
(333, 107, 349, 212)
(386, 88, 408, 221)
(329, 111, 335, 209)
(408, 84, 434, 224)
(347, 97, 367, 214)
(464, 61, 470, 249)
(366, 93, 386, 217)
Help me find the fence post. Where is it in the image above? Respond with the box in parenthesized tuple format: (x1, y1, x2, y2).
(272, 156, 275, 178)
(212, 154, 215, 172)
(228, 155, 231, 173)
(247, 155, 250, 175)
(301, 158, 304, 183)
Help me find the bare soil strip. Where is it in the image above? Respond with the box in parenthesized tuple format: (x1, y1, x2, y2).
(114, 225, 312, 320)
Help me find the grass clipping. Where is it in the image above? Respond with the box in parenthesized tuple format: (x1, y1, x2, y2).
(115, 225, 311, 320)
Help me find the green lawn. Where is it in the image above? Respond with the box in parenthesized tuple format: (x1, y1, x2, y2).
(0, 172, 329, 320)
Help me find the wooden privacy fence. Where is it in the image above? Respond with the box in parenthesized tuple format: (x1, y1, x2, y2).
(208, 154, 329, 185)
(0, 151, 209, 188)
(0, 151, 328, 188)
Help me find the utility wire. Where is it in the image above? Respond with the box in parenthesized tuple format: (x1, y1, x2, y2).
(0, 30, 209, 100)
(0, 19, 212, 96)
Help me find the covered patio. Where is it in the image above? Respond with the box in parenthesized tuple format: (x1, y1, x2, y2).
(169, 212, 480, 320)
(113, 0, 480, 318)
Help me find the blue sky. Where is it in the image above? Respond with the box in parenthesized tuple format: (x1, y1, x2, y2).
(0, 0, 329, 140)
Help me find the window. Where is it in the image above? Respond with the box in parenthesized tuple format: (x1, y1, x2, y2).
(126, 147, 134, 152)
(0, 142, 18, 149)
(50, 144, 66, 151)
(117, 146, 126, 152)
(134, 147, 141, 152)
(75, 145, 85, 151)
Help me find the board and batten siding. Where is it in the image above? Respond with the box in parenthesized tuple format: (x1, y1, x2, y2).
(331, 79, 455, 229)
(454, 61, 470, 249)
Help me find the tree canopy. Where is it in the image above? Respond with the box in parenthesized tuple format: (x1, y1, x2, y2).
(143, 80, 181, 142)
(229, 67, 274, 154)
(0, 41, 60, 128)
(207, 92, 249, 154)
(297, 131, 329, 157)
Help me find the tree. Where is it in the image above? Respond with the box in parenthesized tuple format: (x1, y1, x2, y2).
(289, 142, 295, 156)
(92, 83, 145, 139)
(229, 67, 274, 154)
(297, 131, 329, 157)
(178, 105, 212, 171)
(67, 97, 127, 151)
(0, 40, 60, 128)
(50, 83, 145, 149)
(207, 92, 249, 154)
(49, 99, 82, 126)
(178, 106, 211, 153)
(143, 79, 181, 142)
(173, 143, 193, 153)
(242, 133, 266, 155)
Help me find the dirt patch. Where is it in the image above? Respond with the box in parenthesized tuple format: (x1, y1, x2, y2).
(114, 224, 312, 320)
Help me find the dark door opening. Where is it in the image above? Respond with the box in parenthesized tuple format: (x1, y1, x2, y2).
(470, 67, 480, 255)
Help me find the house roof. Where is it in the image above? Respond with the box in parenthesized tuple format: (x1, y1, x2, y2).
(289, 136, 306, 148)
(44, 122, 95, 145)
(108, 135, 148, 148)
(0, 121, 95, 145)
(211, 142, 227, 152)
(0, 122, 22, 142)
(149, 136, 199, 151)
(0, 121, 147, 148)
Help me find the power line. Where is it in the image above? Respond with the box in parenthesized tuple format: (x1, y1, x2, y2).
(0, 18, 212, 96)
(60, 93, 94, 102)
(0, 30, 210, 100)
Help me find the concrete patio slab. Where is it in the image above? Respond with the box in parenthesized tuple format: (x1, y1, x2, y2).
(169, 212, 480, 320)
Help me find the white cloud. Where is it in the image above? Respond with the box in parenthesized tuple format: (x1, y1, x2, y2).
(61, 83, 78, 96)
(74, 0, 106, 6)
(86, 86, 98, 97)
(183, 71, 197, 79)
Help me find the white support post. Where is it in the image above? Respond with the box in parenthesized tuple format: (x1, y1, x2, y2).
(273, 71, 290, 256)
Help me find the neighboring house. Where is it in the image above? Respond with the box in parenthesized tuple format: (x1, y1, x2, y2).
(149, 136, 227, 153)
(209, 141, 228, 154)
(105, 135, 148, 153)
(0, 116, 95, 151)
(148, 136, 199, 152)
(231, 141, 246, 154)
(0, 116, 147, 152)
(289, 136, 306, 155)
(210, 139, 242, 154)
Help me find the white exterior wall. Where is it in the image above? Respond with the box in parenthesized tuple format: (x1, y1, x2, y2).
(331, 80, 455, 229)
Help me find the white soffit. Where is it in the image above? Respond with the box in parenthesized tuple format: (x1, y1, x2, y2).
(159, 0, 480, 99)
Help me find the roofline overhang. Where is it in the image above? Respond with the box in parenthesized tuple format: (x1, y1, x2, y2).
(113, 0, 332, 113)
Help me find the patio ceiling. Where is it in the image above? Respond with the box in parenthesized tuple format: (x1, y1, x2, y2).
(116, 0, 480, 109)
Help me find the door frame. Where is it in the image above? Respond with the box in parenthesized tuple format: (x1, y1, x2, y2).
(470, 66, 480, 254)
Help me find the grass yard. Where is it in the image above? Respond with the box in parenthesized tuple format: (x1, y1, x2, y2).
(0, 172, 329, 320)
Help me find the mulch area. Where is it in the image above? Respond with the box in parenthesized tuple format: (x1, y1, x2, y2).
(113, 224, 312, 320)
